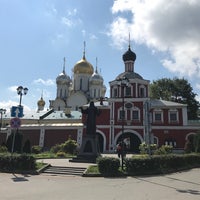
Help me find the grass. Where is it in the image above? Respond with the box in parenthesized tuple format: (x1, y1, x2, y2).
(85, 165, 100, 174)
(36, 161, 47, 170)
(32, 152, 76, 159)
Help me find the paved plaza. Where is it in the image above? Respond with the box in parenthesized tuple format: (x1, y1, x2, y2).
(0, 158, 200, 200)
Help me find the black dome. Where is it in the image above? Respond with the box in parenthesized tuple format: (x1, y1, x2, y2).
(122, 47, 136, 62)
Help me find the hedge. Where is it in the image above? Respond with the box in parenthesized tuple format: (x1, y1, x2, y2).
(125, 154, 200, 175)
(0, 154, 36, 173)
(97, 157, 120, 176)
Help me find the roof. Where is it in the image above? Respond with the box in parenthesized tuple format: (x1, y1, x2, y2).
(3, 109, 82, 120)
(116, 71, 143, 80)
(150, 99, 187, 108)
(82, 100, 109, 108)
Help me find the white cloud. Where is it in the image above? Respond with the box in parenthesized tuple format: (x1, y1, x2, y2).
(61, 17, 73, 27)
(89, 34, 98, 40)
(61, 8, 81, 27)
(33, 78, 55, 86)
(8, 86, 18, 92)
(109, 0, 200, 78)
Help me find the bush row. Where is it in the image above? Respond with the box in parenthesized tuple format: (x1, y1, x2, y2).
(126, 154, 200, 175)
(97, 154, 200, 176)
(0, 154, 36, 172)
(97, 157, 120, 176)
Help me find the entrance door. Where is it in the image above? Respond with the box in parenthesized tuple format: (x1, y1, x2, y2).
(117, 132, 141, 153)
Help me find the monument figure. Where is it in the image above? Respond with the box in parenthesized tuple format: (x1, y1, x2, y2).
(70, 101, 101, 163)
(80, 101, 101, 135)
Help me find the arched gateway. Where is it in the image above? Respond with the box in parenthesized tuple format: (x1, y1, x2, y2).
(115, 130, 143, 153)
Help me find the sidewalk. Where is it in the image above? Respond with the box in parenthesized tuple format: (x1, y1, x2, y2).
(38, 153, 134, 168)
(38, 158, 95, 168)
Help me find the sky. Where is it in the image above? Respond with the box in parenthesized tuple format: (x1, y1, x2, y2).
(0, 0, 200, 112)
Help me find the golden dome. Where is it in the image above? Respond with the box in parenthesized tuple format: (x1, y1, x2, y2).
(74, 56, 94, 74)
(37, 97, 45, 107)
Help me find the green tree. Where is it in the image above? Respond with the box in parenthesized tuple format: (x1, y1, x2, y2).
(150, 77, 199, 119)
(6, 130, 23, 153)
(23, 139, 31, 153)
(194, 132, 200, 153)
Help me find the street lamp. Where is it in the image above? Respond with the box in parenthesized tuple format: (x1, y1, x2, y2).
(11, 86, 28, 153)
(0, 108, 6, 130)
(117, 77, 129, 170)
(17, 86, 28, 106)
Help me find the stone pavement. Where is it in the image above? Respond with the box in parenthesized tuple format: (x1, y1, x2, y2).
(1, 168, 200, 200)
(38, 153, 133, 169)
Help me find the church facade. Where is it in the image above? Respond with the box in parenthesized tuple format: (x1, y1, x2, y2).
(49, 50, 106, 111)
(1, 44, 200, 153)
(82, 45, 200, 153)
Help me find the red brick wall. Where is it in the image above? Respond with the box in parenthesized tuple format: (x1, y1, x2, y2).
(20, 129, 40, 147)
(44, 129, 77, 149)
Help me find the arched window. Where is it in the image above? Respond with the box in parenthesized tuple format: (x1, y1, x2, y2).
(139, 85, 146, 97)
(125, 86, 131, 97)
(112, 87, 118, 98)
(60, 89, 62, 98)
(80, 78, 82, 90)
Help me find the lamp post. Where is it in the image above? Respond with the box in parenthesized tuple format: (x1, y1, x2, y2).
(0, 108, 6, 131)
(117, 77, 129, 170)
(17, 86, 28, 106)
(11, 86, 28, 153)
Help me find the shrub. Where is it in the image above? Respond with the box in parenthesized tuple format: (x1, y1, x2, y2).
(194, 133, 200, 153)
(62, 139, 77, 154)
(139, 143, 157, 154)
(0, 154, 36, 172)
(31, 145, 42, 154)
(126, 154, 200, 175)
(184, 134, 195, 153)
(97, 157, 120, 176)
(56, 151, 66, 158)
(0, 145, 8, 153)
(23, 140, 31, 154)
(50, 144, 62, 153)
(6, 131, 23, 153)
(154, 145, 173, 155)
(50, 138, 78, 155)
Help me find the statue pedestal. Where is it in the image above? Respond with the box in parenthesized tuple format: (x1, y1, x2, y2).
(70, 135, 101, 163)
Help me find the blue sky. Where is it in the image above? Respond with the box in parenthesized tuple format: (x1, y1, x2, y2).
(0, 0, 200, 111)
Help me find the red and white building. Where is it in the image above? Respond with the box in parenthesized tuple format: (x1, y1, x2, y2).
(1, 45, 200, 153)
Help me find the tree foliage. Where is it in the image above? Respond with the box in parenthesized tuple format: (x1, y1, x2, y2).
(150, 77, 199, 119)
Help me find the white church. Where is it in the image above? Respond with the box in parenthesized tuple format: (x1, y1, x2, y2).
(48, 44, 106, 112)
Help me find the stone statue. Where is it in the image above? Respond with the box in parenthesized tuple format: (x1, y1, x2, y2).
(80, 101, 101, 135)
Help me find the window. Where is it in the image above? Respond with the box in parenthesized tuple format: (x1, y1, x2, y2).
(153, 109, 163, 123)
(170, 113, 177, 121)
(60, 89, 62, 98)
(169, 110, 178, 123)
(113, 88, 118, 98)
(94, 89, 96, 98)
(155, 113, 161, 121)
(140, 88, 144, 97)
(139, 85, 146, 97)
(119, 110, 125, 120)
(125, 86, 131, 97)
(80, 78, 82, 90)
(132, 110, 139, 120)
(131, 106, 140, 121)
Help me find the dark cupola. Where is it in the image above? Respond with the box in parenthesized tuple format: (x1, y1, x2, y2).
(122, 46, 136, 62)
(122, 44, 136, 73)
